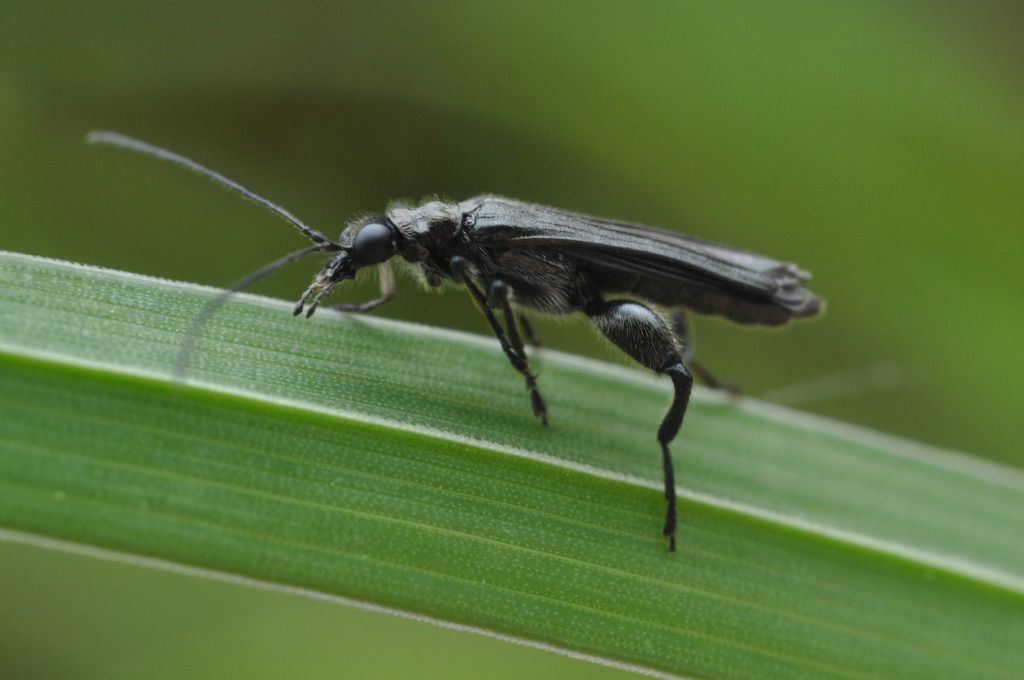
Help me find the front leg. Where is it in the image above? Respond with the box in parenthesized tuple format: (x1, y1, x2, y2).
(332, 261, 395, 313)
(450, 256, 548, 425)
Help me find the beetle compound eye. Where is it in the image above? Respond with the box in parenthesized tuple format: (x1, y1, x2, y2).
(353, 222, 395, 264)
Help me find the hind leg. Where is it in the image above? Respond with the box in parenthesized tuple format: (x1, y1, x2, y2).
(670, 309, 739, 394)
(589, 299, 692, 551)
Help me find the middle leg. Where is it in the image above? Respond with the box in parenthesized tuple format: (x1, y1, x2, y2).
(489, 279, 547, 423)
(517, 313, 542, 348)
(450, 257, 548, 425)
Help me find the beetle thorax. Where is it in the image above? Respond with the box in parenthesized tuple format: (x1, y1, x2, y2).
(388, 200, 463, 262)
(388, 200, 460, 246)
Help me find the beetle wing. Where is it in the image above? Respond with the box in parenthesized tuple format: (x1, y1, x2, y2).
(463, 196, 820, 317)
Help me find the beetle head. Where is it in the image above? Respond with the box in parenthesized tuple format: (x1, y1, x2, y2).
(293, 220, 398, 317)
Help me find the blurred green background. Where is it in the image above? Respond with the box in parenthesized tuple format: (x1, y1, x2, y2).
(1, 2, 1022, 678)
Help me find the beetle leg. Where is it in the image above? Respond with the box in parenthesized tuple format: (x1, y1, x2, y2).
(332, 261, 395, 313)
(517, 313, 542, 348)
(488, 280, 527, 358)
(669, 309, 739, 395)
(668, 309, 696, 364)
(450, 257, 548, 425)
(690, 362, 739, 395)
(589, 299, 693, 552)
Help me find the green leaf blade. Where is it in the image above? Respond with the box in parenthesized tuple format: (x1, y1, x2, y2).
(1, 251, 1022, 678)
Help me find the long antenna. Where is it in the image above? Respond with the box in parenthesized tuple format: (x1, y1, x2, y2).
(87, 130, 339, 247)
(175, 244, 329, 378)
